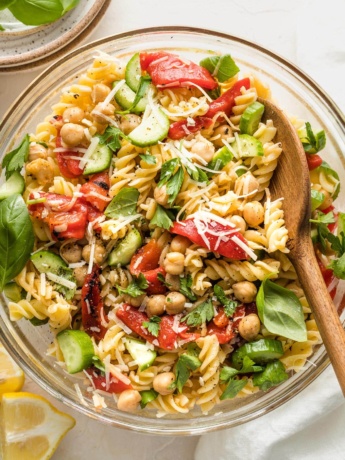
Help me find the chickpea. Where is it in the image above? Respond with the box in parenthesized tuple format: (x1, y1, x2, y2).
(60, 243, 82, 264)
(170, 235, 191, 254)
(82, 242, 106, 264)
(26, 159, 54, 186)
(165, 274, 181, 291)
(117, 389, 141, 412)
(232, 281, 257, 303)
(227, 215, 247, 234)
(213, 124, 233, 148)
(119, 114, 141, 134)
(242, 201, 264, 227)
(318, 190, 333, 211)
(60, 123, 85, 147)
(91, 83, 111, 103)
(153, 372, 175, 395)
(28, 143, 48, 162)
(123, 293, 146, 308)
(165, 291, 186, 315)
(154, 184, 169, 207)
(146, 295, 166, 317)
(163, 252, 185, 275)
(73, 266, 87, 287)
(234, 174, 260, 196)
(92, 102, 115, 124)
(238, 313, 261, 341)
(191, 137, 215, 162)
(62, 107, 85, 124)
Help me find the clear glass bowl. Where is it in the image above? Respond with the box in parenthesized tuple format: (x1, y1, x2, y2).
(1, 26, 345, 435)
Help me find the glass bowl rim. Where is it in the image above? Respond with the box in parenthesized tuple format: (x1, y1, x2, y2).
(0, 25, 344, 435)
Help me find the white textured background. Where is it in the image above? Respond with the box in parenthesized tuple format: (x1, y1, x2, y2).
(1, 1, 345, 459)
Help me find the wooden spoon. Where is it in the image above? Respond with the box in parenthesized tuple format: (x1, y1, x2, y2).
(258, 97, 345, 396)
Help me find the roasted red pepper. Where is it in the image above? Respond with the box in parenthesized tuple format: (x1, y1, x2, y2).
(55, 136, 84, 179)
(207, 322, 234, 344)
(306, 154, 323, 171)
(80, 172, 110, 212)
(81, 265, 107, 340)
(140, 52, 217, 90)
(28, 192, 88, 240)
(171, 219, 250, 259)
(168, 116, 213, 140)
(130, 240, 166, 294)
(86, 368, 132, 393)
(205, 78, 251, 118)
(213, 307, 229, 328)
(116, 305, 178, 350)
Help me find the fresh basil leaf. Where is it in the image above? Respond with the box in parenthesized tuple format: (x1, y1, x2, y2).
(220, 357, 263, 382)
(60, 0, 80, 14)
(150, 204, 174, 230)
(214, 284, 238, 317)
(317, 161, 340, 199)
(2, 134, 30, 180)
(105, 187, 139, 219)
(200, 54, 240, 82)
(142, 315, 161, 337)
(0, 0, 16, 10)
(98, 126, 125, 152)
(220, 377, 247, 400)
(257, 278, 307, 342)
(175, 353, 201, 393)
(139, 153, 157, 164)
(298, 122, 326, 154)
(166, 166, 184, 205)
(179, 274, 197, 301)
(181, 299, 214, 327)
(117, 273, 148, 298)
(9, 0, 63, 26)
(311, 189, 325, 212)
(158, 158, 180, 187)
(328, 253, 345, 280)
(252, 360, 289, 391)
(0, 194, 34, 292)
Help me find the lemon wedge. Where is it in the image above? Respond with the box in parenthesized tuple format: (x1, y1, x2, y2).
(0, 342, 25, 395)
(0, 392, 76, 460)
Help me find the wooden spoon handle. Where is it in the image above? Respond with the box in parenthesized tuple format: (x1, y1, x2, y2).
(294, 250, 345, 395)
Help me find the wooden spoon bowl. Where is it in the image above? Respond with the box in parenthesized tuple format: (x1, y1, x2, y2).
(259, 97, 345, 395)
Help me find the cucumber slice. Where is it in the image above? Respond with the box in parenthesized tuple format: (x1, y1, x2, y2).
(31, 250, 68, 274)
(57, 330, 94, 374)
(231, 134, 264, 158)
(140, 389, 158, 408)
(125, 337, 157, 371)
(239, 101, 265, 135)
(0, 171, 25, 201)
(108, 228, 142, 266)
(3, 282, 23, 302)
(207, 146, 233, 173)
(128, 108, 170, 147)
(114, 80, 147, 113)
(232, 339, 284, 369)
(83, 144, 112, 175)
(125, 53, 141, 92)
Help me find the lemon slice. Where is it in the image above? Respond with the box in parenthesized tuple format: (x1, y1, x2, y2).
(0, 342, 25, 395)
(0, 392, 76, 460)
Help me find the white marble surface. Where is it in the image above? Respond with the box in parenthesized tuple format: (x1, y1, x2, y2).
(1, 0, 345, 459)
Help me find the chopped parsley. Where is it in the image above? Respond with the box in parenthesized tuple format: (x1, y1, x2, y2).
(181, 299, 214, 327)
(117, 273, 148, 297)
(139, 153, 157, 164)
(298, 122, 326, 154)
(2, 134, 30, 180)
(142, 315, 161, 337)
(98, 126, 126, 152)
(157, 158, 184, 204)
(179, 274, 197, 301)
(213, 285, 238, 317)
(150, 204, 174, 230)
(172, 345, 202, 392)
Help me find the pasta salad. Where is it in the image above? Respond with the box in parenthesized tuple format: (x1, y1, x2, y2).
(0, 49, 342, 416)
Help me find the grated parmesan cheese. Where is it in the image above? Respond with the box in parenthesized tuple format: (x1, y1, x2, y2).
(46, 272, 76, 289)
